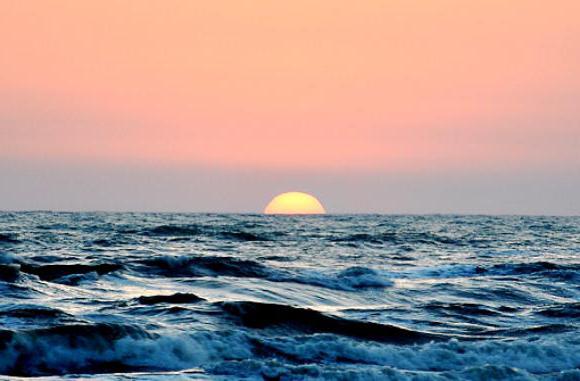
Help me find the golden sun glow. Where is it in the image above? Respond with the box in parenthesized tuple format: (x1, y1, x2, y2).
(264, 192, 326, 215)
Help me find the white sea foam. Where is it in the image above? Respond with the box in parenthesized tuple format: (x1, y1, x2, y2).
(0, 329, 252, 376)
(249, 333, 580, 375)
(4, 327, 578, 379)
(286, 266, 394, 291)
(212, 361, 547, 381)
(2, 213, 579, 380)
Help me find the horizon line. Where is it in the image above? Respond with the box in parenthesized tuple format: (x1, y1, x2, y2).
(1, 210, 578, 218)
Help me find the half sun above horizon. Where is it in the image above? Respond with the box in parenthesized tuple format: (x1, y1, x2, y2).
(264, 192, 326, 215)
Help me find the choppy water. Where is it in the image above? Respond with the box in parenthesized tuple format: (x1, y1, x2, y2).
(0, 212, 579, 380)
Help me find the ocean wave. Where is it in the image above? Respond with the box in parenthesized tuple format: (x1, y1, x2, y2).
(0, 233, 20, 244)
(286, 266, 394, 291)
(423, 302, 520, 317)
(19, 262, 123, 282)
(0, 306, 578, 378)
(0, 323, 151, 376)
(256, 255, 297, 262)
(211, 361, 540, 381)
(535, 303, 580, 319)
(482, 324, 575, 337)
(0, 305, 72, 319)
(209, 333, 580, 380)
(134, 293, 206, 305)
(330, 231, 485, 247)
(0, 324, 251, 377)
(393, 261, 580, 281)
(482, 261, 580, 277)
(86, 236, 140, 247)
(138, 255, 270, 278)
(137, 256, 392, 291)
(0, 264, 20, 282)
(0, 251, 18, 264)
(140, 224, 274, 241)
(142, 224, 202, 236)
(1, 213, 579, 379)
(220, 301, 439, 344)
(210, 360, 424, 381)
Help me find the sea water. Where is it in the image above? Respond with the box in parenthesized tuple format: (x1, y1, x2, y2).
(0, 212, 579, 380)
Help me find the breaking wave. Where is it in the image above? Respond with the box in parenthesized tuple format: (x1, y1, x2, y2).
(1, 212, 578, 380)
(136, 255, 393, 291)
(19, 262, 123, 282)
(220, 301, 440, 344)
(0, 324, 250, 377)
(138, 255, 270, 278)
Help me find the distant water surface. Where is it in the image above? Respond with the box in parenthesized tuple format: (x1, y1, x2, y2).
(0, 212, 579, 380)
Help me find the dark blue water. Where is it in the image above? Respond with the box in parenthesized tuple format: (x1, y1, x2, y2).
(1, 212, 579, 380)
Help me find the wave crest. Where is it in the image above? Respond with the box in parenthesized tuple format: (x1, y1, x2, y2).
(220, 301, 437, 344)
(0, 324, 251, 377)
(141, 224, 274, 241)
(20, 263, 122, 282)
(138, 255, 269, 278)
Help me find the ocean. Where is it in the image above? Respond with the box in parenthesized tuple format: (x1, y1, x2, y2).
(0, 212, 578, 380)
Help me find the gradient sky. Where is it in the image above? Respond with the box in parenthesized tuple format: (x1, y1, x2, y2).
(1, 1, 579, 214)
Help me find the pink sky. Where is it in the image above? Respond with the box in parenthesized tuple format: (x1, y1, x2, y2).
(1, 1, 579, 213)
(2, 1, 578, 170)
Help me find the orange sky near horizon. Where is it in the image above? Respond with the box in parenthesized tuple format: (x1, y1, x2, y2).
(1, 1, 579, 172)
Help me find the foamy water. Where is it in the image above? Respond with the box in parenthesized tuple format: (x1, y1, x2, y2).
(0, 213, 579, 380)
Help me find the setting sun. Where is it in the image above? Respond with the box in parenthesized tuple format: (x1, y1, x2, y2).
(264, 192, 326, 215)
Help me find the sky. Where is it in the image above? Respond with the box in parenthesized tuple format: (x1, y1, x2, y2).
(1, 1, 579, 214)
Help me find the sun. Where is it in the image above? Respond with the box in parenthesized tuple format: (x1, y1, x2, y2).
(264, 192, 326, 215)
